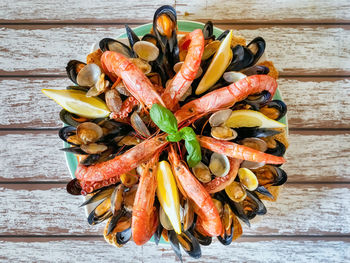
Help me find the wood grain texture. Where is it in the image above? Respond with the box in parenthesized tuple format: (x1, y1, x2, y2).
(0, 237, 349, 263)
(0, 183, 349, 235)
(0, 0, 349, 23)
(1, 130, 349, 182)
(1, 77, 350, 129)
(0, 25, 349, 76)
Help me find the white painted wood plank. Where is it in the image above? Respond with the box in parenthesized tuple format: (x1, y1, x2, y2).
(0, 237, 349, 263)
(0, 184, 348, 235)
(0, 25, 349, 76)
(1, 131, 349, 182)
(1, 77, 349, 129)
(0, 0, 349, 23)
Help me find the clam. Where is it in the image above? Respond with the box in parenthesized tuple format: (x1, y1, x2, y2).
(225, 181, 247, 202)
(66, 60, 86, 85)
(76, 63, 101, 87)
(66, 178, 82, 195)
(242, 65, 270, 76)
(254, 165, 287, 187)
(240, 137, 268, 152)
(238, 168, 259, 191)
(240, 160, 266, 170)
(209, 109, 232, 127)
(76, 122, 103, 144)
(80, 143, 107, 154)
(99, 38, 133, 58)
(129, 58, 152, 74)
(173, 61, 203, 79)
(125, 24, 140, 49)
(209, 153, 230, 177)
(113, 81, 132, 96)
(260, 100, 287, 121)
(105, 89, 122, 113)
(223, 71, 247, 83)
(211, 126, 237, 141)
(130, 112, 151, 138)
(192, 162, 211, 183)
(86, 73, 109, 97)
(133, 41, 159, 62)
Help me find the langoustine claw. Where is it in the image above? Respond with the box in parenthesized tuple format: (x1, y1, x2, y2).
(197, 135, 285, 164)
(175, 75, 278, 124)
(75, 134, 168, 193)
(132, 154, 160, 245)
(101, 51, 165, 108)
(168, 145, 222, 236)
(161, 29, 204, 111)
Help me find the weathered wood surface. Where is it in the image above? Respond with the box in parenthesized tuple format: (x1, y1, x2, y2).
(1, 25, 349, 76)
(1, 183, 349, 236)
(1, 0, 349, 23)
(1, 237, 349, 263)
(1, 130, 349, 183)
(1, 77, 349, 129)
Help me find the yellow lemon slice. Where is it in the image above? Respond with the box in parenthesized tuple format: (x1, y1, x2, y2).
(42, 89, 110, 119)
(225, 110, 286, 128)
(156, 161, 181, 234)
(195, 30, 233, 95)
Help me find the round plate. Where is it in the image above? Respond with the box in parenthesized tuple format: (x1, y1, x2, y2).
(64, 21, 288, 245)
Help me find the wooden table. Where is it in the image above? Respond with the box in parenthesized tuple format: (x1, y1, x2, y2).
(0, 1, 349, 262)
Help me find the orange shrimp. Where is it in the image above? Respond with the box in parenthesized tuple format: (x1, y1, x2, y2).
(161, 29, 204, 111)
(175, 75, 278, 124)
(204, 158, 241, 194)
(132, 154, 159, 245)
(75, 135, 168, 193)
(198, 136, 285, 164)
(168, 145, 222, 236)
(101, 51, 165, 108)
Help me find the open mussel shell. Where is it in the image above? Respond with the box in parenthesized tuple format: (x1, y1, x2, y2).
(255, 165, 287, 186)
(192, 227, 212, 246)
(107, 209, 127, 235)
(226, 45, 254, 72)
(142, 34, 159, 46)
(247, 37, 266, 66)
(60, 109, 83, 127)
(260, 100, 287, 121)
(59, 126, 77, 145)
(218, 192, 250, 227)
(255, 185, 274, 199)
(133, 41, 160, 62)
(99, 38, 133, 58)
(66, 178, 82, 195)
(244, 90, 271, 108)
(168, 230, 182, 262)
(265, 140, 286, 157)
(209, 109, 232, 127)
(242, 65, 270, 76)
(218, 223, 234, 246)
(60, 146, 87, 155)
(177, 230, 202, 259)
(80, 185, 115, 207)
(116, 227, 132, 246)
(66, 60, 86, 85)
(202, 21, 214, 40)
(209, 153, 230, 177)
(234, 127, 281, 139)
(242, 191, 267, 219)
(77, 63, 101, 87)
(125, 24, 140, 49)
(217, 30, 229, 41)
(87, 197, 113, 225)
(202, 40, 221, 61)
(79, 154, 101, 166)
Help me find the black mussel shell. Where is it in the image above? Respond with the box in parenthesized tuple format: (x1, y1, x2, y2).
(60, 146, 87, 155)
(217, 222, 234, 246)
(192, 228, 212, 246)
(116, 227, 132, 245)
(271, 166, 288, 186)
(244, 90, 271, 108)
(80, 185, 116, 207)
(66, 60, 86, 85)
(59, 126, 77, 144)
(202, 21, 215, 40)
(242, 65, 270, 76)
(66, 178, 82, 195)
(168, 230, 183, 262)
(265, 140, 286, 157)
(98, 122, 133, 144)
(247, 37, 266, 66)
(153, 223, 163, 245)
(60, 110, 82, 127)
(99, 38, 133, 58)
(255, 185, 274, 199)
(219, 192, 250, 227)
(66, 85, 89, 92)
(217, 30, 229, 41)
(243, 191, 267, 220)
(177, 230, 202, 259)
(226, 45, 254, 72)
(234, 127, 281, 139)
(125, 24, 140, 50)
(264, 100, 287, 120)
(87, 203, 113, 225)
(80, 154, 101, 166)
(107, 209, 127, 235)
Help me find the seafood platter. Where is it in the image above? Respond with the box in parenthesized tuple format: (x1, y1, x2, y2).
(42, 5, 288, 261)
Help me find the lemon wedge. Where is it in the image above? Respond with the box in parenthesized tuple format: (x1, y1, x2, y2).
(225, 110, 286, 128)
(195, 30, 233, 95)
(42, 89, 110, 119)
(156, 161, 181, 234)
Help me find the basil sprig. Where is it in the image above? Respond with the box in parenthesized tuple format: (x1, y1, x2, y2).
(150, 104, 202, 167)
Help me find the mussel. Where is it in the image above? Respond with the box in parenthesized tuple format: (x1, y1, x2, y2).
(254, 165, 287, 186)
(244, 90, 271, 108)
(226, 45, 253, 72)
(246, 37, 266, 66)
(202, 21, 215, 40)
(125, 24, 140, 50)
(59, 126, 78, 145)
(87, 197, 113, 225)
(99, 38, 133, 58)
(240, 137, 268, 152)
(66, 60, 86, 85)
(234, 127, 281, 139)
(60, 109, 85, 127)
(242, 191, 267, 219)
(177, 230, 202, 259)
(242, 65, 270, 76)
(260, 100, 287, 121)
(192, 227, 212, 246)
(265, 140, 286, 157)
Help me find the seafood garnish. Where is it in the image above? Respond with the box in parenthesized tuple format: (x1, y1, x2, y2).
(43, 5, 289, 260)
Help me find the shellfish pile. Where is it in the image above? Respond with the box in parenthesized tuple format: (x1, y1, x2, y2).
(43, 5, 288, 261)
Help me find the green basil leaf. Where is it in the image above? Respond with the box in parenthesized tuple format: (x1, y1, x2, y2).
(184, 138, 202, 168)
(179, 127, 197, 141)
(166, 131, 182, 142)
(150, 104, 178, 134)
